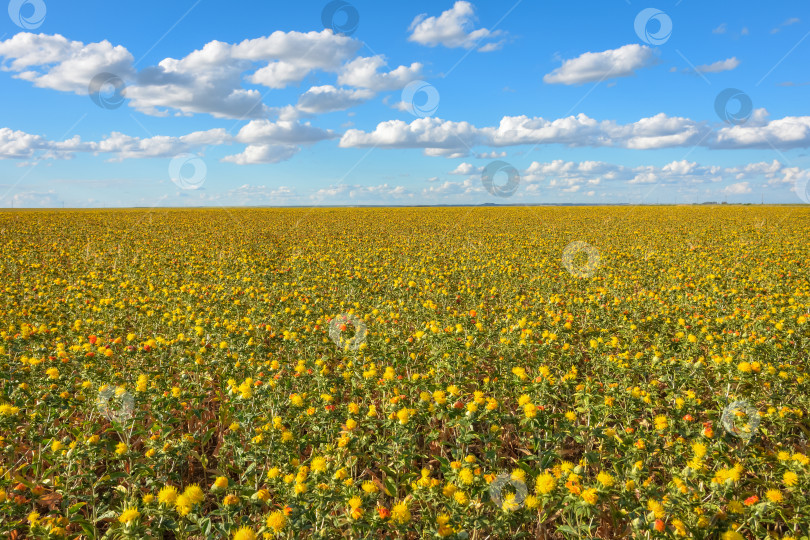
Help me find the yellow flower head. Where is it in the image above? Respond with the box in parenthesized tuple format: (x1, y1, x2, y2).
(213, 476, 228, 490)
(581, 488, 598, 505)
(361, 480, 378, 493)
(183, 484, 205, 505)
(596, 471, 615, 488)
(535, 472, 556, 495)
(118, 507, 140, 524)
(158, 485, 179, 505)
(390, 501, 411, 524)
(765, 489, 783, 503)
(232, 526, 255, 540)
(266, 510, 286, 532)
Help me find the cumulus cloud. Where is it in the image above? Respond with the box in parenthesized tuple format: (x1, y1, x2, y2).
(129, 31, 361, 118)
(691, 57, 739, 74)
(475, 150, 506, 159)
(341, 110, 810, 152)
(296, 85, 374, 114)
(423, 148, 469, 159)
(234, 119, 337, 145)
(543, 44, 656, 85)
(521, 158, 804, 198)
(422, 177, 482, 196)
(408, 1, 503, 50)
(723, 182, 752, 194)
(340, 112, 708, 151)
(199, 184, 298, 204)
(0, 33, 135, 94)
(714, 116, 810, 149)
(450, 162, 480, 175)
(337, 55, 423, 91)
(311, 183, 413, 202)
(10, 190, 61, 208)
(0, 127, 84, 159)
(94, 129, 231, 161)
(0, 30, 374, 119)
(220, 144, 299, 165)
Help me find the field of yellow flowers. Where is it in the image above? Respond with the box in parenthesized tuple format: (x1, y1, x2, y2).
(0, 206, 808, 539)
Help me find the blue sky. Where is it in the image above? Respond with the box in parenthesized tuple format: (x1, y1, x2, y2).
(1, 0, 809, 207)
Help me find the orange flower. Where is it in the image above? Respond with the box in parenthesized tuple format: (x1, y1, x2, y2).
(378, 507, 390, 519)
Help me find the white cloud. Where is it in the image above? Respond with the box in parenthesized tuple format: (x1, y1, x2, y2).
(248, 61, 311, 89)
(340, 112, 707, 151)
(723, 182, 752, 194)
(543, 44, 656, 85)
(93, 129, 230, 161)
(450, 162, 480, 175)
(235, 120, 337, 145)
(311, 183, 413, 201)
(693, 57, 739, 74)
(477, 40, 505, 53)
(10, 190, 61, 208)
(201, 184, 298, 204)
(714, 116, 810, 149)
(423, 148, 468, 159)
(772, 17, 801, 33)
(0, 33, 135, 94)
(525, 159, 725, 190)
(475, 150, 506, 159)
(337, 55, 422, 91)
(422, 177, 482, 196)
(296, 85, 374, 114)
(221, 144, 299, 164)
(0, 30, 363, 119)
(408, 1, 502, 50)
(712, 23, 727, 34)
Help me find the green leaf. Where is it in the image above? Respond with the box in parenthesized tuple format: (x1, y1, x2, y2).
(68, 502, 87, 514)
(556, 525, 579, 536)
